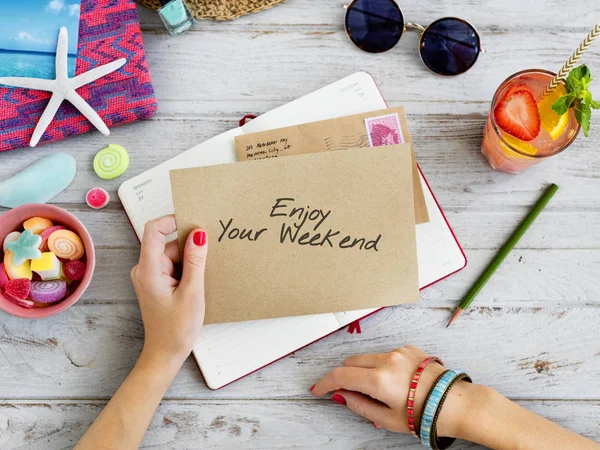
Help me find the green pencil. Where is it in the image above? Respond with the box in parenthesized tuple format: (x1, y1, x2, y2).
(447, 183, 559, 327)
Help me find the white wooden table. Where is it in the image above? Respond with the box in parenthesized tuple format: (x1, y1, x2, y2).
(1, 1, 600, 448)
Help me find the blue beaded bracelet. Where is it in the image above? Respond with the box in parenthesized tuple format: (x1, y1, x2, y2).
(419, 369, 469, 449)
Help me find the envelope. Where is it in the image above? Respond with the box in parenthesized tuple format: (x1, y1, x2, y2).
(234, 106, 429, 224)
(170, 144, 420, 324)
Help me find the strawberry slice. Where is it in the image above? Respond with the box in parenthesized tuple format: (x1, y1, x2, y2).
(500, 83, 530, 103)
(494, 89, 541, 141)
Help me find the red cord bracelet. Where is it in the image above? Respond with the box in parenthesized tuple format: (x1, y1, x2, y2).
(407, 356, 444, 438)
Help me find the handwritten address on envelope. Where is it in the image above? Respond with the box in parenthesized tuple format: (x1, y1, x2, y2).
(170, 144, 420, 324)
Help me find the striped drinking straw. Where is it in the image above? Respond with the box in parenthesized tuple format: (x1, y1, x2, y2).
(543, 23, 600, 98)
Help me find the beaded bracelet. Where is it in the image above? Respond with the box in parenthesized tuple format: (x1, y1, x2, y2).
(419, 369, 471, 450)
(407, 356, 444, 437)
(428, 373, 472, 450)
(419, 370, 449, 441)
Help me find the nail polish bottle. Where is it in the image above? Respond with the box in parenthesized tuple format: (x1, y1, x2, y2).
(158, 0, 195, 36)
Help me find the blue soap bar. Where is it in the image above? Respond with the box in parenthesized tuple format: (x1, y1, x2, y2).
(0, 153, 77, 208)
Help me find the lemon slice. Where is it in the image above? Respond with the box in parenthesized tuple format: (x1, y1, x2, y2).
(503, 134, 538, 156)
(538, 85, 569, 140)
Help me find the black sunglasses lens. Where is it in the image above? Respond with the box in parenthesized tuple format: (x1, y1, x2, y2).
(420, 18, 480, 76)
(345, 0, 404, 53)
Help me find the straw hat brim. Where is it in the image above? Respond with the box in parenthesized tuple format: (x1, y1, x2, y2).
(136, 0, 287, 21)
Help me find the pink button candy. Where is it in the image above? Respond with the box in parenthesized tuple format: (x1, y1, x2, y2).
(86, 188, 110, 210)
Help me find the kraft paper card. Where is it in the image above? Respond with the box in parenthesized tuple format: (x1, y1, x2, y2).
(170, 144, 419, 324)
(234, 106, 429, 224)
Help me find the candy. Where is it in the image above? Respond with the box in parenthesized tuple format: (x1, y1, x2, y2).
(0, 264, 8, 289)
(23, 217, 54, 235)
(4, 293, 34, 309)
(48, 230, 84, 260)
(5, 278, 31, 300)
(63, 260, 85, 281)
(93, 144, 129, 180)
(3, 251, 32, 280)
(6, 230, 42, 266)
(3, 231, 21, 253)
(39, 226, 66, 252)
(0, 153, 77, 208)
(86, 188, 110, 209)
(31, 252, 62, 280)
(33, 300, 54, 308)
(29, 280, 68, 303)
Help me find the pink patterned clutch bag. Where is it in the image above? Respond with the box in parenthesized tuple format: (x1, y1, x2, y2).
(0, 0, 157, 152)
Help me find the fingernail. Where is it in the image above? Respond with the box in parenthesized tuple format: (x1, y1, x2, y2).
(332, 394, 346, 406)
(193, 231, 206, 246)
(310, 384, 315, 392)
(373, 422, 382, 429)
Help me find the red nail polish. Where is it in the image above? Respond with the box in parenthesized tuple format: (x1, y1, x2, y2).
(193, 231, 206, 246)
(310, 384, 315, 392)
(373, 422, 382, 429)
(332, 394, 346, 406)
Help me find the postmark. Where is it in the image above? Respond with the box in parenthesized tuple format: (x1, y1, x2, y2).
(364, 113, 405, 147)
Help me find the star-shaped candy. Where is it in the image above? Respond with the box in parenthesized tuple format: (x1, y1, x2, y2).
(6, 230, 42, 266)
(0, 27, 126, 147)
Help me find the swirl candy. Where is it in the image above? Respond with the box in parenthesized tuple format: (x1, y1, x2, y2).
(48, 230, 84, 260)
(29, 280, 68, 303)
(93, 144, 129, 180)
(39, 225, 66, 252)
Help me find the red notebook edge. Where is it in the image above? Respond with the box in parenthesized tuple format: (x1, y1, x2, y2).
(118, 72, 468, 390)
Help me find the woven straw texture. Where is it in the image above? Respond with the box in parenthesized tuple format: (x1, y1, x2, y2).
(136, 0, 286, 21)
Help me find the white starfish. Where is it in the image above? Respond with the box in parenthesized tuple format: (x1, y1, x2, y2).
(0, 27, 126, 147)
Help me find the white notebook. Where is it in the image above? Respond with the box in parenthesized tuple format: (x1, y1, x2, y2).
(119, 72, 467, 389)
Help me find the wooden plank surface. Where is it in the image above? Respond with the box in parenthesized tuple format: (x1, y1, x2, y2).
(1, 0, 600, 447)
(1, 400, 599, 449)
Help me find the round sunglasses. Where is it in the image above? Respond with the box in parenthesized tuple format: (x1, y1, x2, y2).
(343, 0, 482, 76)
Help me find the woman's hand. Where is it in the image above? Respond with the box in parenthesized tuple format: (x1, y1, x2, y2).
(310, 345, 472, 437)
(130, 215, 208, 368)
(312, 345, 600, 450)
(76, 215, 208, 449)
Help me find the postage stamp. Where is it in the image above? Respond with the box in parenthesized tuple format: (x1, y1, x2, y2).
(364, 113, 405, 147)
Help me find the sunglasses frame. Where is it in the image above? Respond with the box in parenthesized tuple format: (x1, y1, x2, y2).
(343, 0, 484, 77)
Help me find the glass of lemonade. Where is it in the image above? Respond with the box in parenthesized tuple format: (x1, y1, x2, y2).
(481, 69, 580, 174)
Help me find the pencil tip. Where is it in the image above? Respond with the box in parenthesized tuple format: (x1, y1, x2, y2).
(446, 308, 463, 328)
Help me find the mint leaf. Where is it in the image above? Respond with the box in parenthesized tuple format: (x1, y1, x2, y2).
(569, 65, 591, 85)
(565, 74, 582, 93)
(573, 101, 591, 137)
(553, 64, 597, 136)
(552, 93, 576, 115)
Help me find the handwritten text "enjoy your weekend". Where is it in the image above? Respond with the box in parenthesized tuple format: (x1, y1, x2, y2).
(217, 198, 381, 251)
